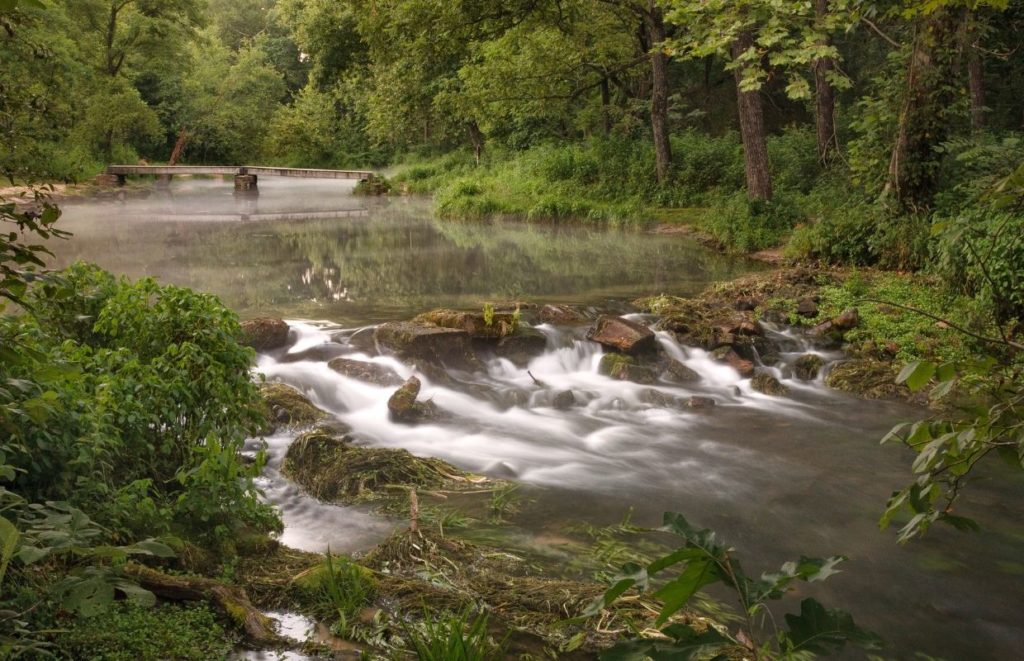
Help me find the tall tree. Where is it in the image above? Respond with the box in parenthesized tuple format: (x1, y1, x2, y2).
(813, 0, 839, 162)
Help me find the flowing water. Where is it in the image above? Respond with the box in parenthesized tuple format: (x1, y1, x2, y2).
(51, 180, 1024, 660)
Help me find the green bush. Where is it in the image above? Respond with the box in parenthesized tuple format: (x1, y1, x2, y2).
(1, 263, 280, 547)
(934, 209, 1024, 324)
(703, 191, 803, 252)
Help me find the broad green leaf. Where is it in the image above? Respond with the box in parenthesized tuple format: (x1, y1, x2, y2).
(785, 598, 883, 654)
(653, 560, 721, 625)
(896, 361, 936, 391)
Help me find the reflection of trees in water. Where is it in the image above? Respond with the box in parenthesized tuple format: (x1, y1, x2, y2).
(60, 204, 758, 321)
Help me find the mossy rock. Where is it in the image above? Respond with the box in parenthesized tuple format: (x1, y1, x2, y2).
(413, 308, 518, 339)
(260, 382, 325, 431)
(825, 359, 906, 399)
(794, 354, 825, 380)
(240, 317, 290, 351)
(327, 357, 404, 386)
(750, 371, 789, 396)
(598, 353, 655, 383)
(282, 428, 481, 505)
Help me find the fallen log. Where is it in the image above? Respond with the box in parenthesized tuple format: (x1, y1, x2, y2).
(125, 563, 282, 646)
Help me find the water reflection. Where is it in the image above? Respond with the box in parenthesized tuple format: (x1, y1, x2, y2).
(49, 179, 760, 324)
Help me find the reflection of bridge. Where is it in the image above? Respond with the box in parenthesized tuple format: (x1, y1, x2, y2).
(103, 165, 377, 192)
(149, 209, 370, 222)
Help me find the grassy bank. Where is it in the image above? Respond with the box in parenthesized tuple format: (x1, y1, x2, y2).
(388, 132, 1024, 270)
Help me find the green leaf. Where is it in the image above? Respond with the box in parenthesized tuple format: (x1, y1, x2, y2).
(653, 559, 722, 625)
(600, 626, 731, 661)
(896, 361, 936, 391)
(125, 539, 176, 558)
(16, 545, 48, 565)
(0, 517, 19, 586)
(785, 598, 883, 654)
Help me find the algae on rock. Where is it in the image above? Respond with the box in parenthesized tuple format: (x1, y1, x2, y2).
(282, 428, 485, 506)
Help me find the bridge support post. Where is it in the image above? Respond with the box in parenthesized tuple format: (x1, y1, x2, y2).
(234, 174, 258, 193)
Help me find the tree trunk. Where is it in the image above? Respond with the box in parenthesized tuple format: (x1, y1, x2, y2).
(812, 0, 838, 163)
(168, 127, 190, 165)
(645, 3, 672, 183)
(600, 77, 612, 136)
(967, 13, 986, 131)
(884, 9, 959, 210)
(731, 33, 772, 201)
(467, 121, 484, 165)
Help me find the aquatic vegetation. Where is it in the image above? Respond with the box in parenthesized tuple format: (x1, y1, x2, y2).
(405, 606, 505, 661)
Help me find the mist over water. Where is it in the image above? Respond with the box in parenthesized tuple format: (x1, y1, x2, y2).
(52, 180, 1024, 660)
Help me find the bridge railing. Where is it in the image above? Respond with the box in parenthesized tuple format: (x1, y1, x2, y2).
(105, 165, 375, 179)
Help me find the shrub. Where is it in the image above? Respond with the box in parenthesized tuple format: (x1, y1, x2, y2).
(934, 209, 1024, 324)
(703, 191, 803, 252)
(1, 263, 280, 547)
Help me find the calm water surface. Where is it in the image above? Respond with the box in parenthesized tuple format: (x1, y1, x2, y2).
(51, 180, 1024, 660)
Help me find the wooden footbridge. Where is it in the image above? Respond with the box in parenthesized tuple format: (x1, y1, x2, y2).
(103, 165, 377, 192)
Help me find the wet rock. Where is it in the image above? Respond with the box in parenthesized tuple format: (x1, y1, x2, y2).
(587, 315, 656, 354)
(599, 353, 656, 384)
(240, 317, 290, 351)
(825, 359, 905, 399)
(663, 359, 700, 383)
(750, 371, 789, 396)
(490, 326, 548, 366)
(640, 389, 685, 409)
(794, 354, 825, 381)
(552, 390, 576, 410)
(796, 297, 819, 318)
(346, 326, 378, 354)
(328, 357, 404, 387)
(537, 304, 588, 325)
(387, 376, 441, 423)
(710, 347, 755, 378)
(374, 321, 481, 371)
(413, 308, 517, 339)
(259, 382, 325, 431)
(810, 307, 860, 337)
(685, 396, 716, 409)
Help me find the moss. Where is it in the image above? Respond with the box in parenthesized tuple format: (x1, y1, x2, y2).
(282, 428, 487, 506)
(825, 359, 908, 399)
(260, 382, 325, 431)
(750, 371, 789, 396)
(598, 353, 634, 376)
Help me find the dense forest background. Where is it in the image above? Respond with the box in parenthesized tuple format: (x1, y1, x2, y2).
(3, 0, 1024, 266)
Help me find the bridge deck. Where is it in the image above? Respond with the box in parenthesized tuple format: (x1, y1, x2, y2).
(106, 165, 375, 179)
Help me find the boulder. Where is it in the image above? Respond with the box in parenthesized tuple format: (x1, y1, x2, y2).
(552, 390, 576, 410)
(538, 304, 589, 325)
(710, 347, 755, 378)
(599, 353, 656, 384)
(260, 382, 325, 431)
(413, 308, 517, 339)
(640, 389, 685, 409)
(240, 318, 290, 351)
(587, 315, 656, 354)
(374, 321, 481, 371)
(346, 326, 378, 354)
(750, 371, 789, 396)
(796, 297, 819, 318)
(490, 326, 548, 366)
(662, 359, 701, 383)
(794, 354, 825, 381)
(328, 357, 404, 387)
(685, 396, 716, 409)
(387, 376, 440, 423)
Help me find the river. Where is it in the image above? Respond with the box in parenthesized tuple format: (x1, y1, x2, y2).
(50, 179, 1024, 660)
